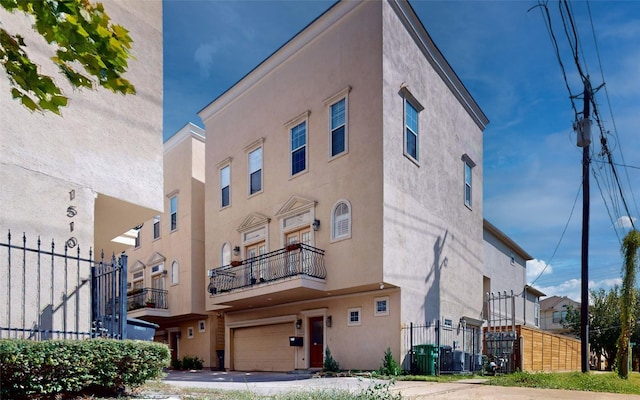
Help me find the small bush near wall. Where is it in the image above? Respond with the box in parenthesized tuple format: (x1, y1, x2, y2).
(0, 339, 170, 399)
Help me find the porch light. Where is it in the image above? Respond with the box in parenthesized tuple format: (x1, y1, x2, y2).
(326, 316, 332, 328)
(233, 246, 240, 256)
(312, 219, 320, 231)
(296, 319, 302, 329)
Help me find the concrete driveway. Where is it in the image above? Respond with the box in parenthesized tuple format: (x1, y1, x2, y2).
(162, 370, 639, 399)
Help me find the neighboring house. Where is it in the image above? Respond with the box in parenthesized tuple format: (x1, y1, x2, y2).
(0, 1, 163, 336)
(125, 124, 216, 367)
(483, 219, 546, 328)
(540, 295, 580, 335)
(200, 0, 488, 372)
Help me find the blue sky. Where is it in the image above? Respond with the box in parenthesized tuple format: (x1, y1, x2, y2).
(163, 0, 640, 302)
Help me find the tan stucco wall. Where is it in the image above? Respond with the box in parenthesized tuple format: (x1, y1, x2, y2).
(223, 289, 401, 371)
(0, 0, 163, 254)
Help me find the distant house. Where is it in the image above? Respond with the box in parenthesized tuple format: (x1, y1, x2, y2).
(539, 295, 580, 335)
(483, 219, 545, 328)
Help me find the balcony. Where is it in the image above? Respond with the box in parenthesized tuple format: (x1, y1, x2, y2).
(207, 243, 326, 306)
(126, 288, 168, 316)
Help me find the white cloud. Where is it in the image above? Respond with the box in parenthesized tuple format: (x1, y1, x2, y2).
(538, 278, 581, 302)
(194, 43, 219, 78)
(615, 216, 636, 229)
(526, 259, 553, 283)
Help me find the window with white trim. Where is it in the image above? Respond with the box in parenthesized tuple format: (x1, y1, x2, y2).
(291, 121, 307, 176)
(332, 200, 351, 241)
(248, 147, 262, 195)
(220, 165, 230, 208)
(374, 297, 389, 316)
(330, 98, 346, 157)
(153, 216, 160, 240)
(170, 196, 178, 231)
(187, 327, 194, 339)
(221, 242, 231, 266)
(171, 260, 179, 285)
(400, 87, 424, 164)
(464, 161, 472, 207)
(534, 298, 540, 327)
(347, 307, 361, 326)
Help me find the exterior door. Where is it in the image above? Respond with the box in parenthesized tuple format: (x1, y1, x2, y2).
(286, 228, 311, 274)
(309, 317, 324, 368)
(245, 242, 266, 283)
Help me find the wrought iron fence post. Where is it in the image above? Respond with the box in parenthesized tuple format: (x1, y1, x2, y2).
(119, 253, 128, 340)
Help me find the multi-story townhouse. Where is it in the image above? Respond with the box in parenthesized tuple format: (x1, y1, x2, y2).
(125, 124, 216, 367)
(0, 1, 162, 336)
(200, 0, 488, 372)
(483, 219, 545, 329)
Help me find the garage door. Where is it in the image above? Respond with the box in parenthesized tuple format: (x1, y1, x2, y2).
(233, 323, 294, 371)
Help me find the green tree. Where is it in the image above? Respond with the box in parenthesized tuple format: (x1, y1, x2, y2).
(617, 230, 640, 378)
(0, 0, 135, 114)
(564, 287, 621, 370)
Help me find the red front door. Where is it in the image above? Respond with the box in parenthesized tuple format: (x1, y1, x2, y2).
(310, 317, 324, 368)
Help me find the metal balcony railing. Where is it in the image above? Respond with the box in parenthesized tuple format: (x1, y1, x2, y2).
(207, 243, 326, 294)
(126, 287, 168, 311)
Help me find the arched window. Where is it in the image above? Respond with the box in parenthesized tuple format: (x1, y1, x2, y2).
(332, 200, 351, 241)
(221, 242, 231, 266)
(171, 260, 179, 285)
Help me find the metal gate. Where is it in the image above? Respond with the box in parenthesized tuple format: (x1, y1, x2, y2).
(0, 230, 127, 340)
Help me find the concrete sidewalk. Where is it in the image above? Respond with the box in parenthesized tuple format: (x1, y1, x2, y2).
(159, 370, 639, 399)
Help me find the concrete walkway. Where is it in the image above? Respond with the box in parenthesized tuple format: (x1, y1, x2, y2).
(158, 370, 639, 399)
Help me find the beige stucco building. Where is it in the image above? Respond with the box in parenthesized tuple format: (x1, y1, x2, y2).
(0, 1, 162, 335)
(125, 123, 217, 367)
(200, 0, 488, 372)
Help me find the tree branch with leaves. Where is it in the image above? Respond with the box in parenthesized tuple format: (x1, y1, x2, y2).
(0, 0, 135, 114)
(617, 230, 640, 378)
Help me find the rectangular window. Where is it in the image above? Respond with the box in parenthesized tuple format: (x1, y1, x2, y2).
(249, 147, 262, 194)
(153, 216, 160, 240)
(464, 161, 472, 207)
(170, 196, 178, 231)
(552, 311, 561, 323)
(374, 296, 389, 316)
(220, 165, 230, 207)
(291, 121, 307, 175)
(405, 100, 419, 161)
(330, 98, 346, 157)
(534, 298, 540, 327)
(347, 307, 361, 326)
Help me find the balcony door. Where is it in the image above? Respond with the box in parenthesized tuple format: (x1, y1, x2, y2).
(286, 228, 311, 274)
(245, 241, 266, 283)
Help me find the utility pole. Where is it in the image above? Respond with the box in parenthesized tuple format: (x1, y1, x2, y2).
(576, 78, 592, 373)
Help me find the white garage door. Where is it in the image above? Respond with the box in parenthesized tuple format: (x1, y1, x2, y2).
(233, 323, 294, 371)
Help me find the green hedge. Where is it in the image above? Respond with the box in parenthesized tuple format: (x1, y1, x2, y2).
(0, 338, 170, 399)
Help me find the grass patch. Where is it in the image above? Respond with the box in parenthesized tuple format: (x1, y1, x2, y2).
(486, 371, 640, 395)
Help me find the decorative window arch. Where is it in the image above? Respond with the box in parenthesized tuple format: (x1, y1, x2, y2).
(171, 260, 179, 285)
(221, 242, 231, 266)
(331, 199, 352, 241)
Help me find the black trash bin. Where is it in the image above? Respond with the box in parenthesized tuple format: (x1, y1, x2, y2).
(216, 350, 225, 370)
(126, 317, 159, 341)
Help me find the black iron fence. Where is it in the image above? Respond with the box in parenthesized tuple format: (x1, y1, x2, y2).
(207, 243, 326, 294)
(402, 321, 482, 375)
(0, 231, 127, 340)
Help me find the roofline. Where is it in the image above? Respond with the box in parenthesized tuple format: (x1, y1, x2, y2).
(525, 285, 546, 298)
(164, 122, 205, 154)
(389, 0, 488, 131)
(198, 0, 489, 131)
(198, 1, 343, 122)
(483, 219, 533, 261)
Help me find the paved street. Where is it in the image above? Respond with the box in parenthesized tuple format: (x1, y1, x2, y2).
(160, 370, 640, 399)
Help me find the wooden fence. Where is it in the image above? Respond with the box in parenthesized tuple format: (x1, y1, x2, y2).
(517, 325, 581, 372)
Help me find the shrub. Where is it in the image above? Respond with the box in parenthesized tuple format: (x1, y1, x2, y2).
(323, 347, 340, 372)
(379, 347, 402, 376)
(181, 354, 204, 370)
(0, 338, 170, 399)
